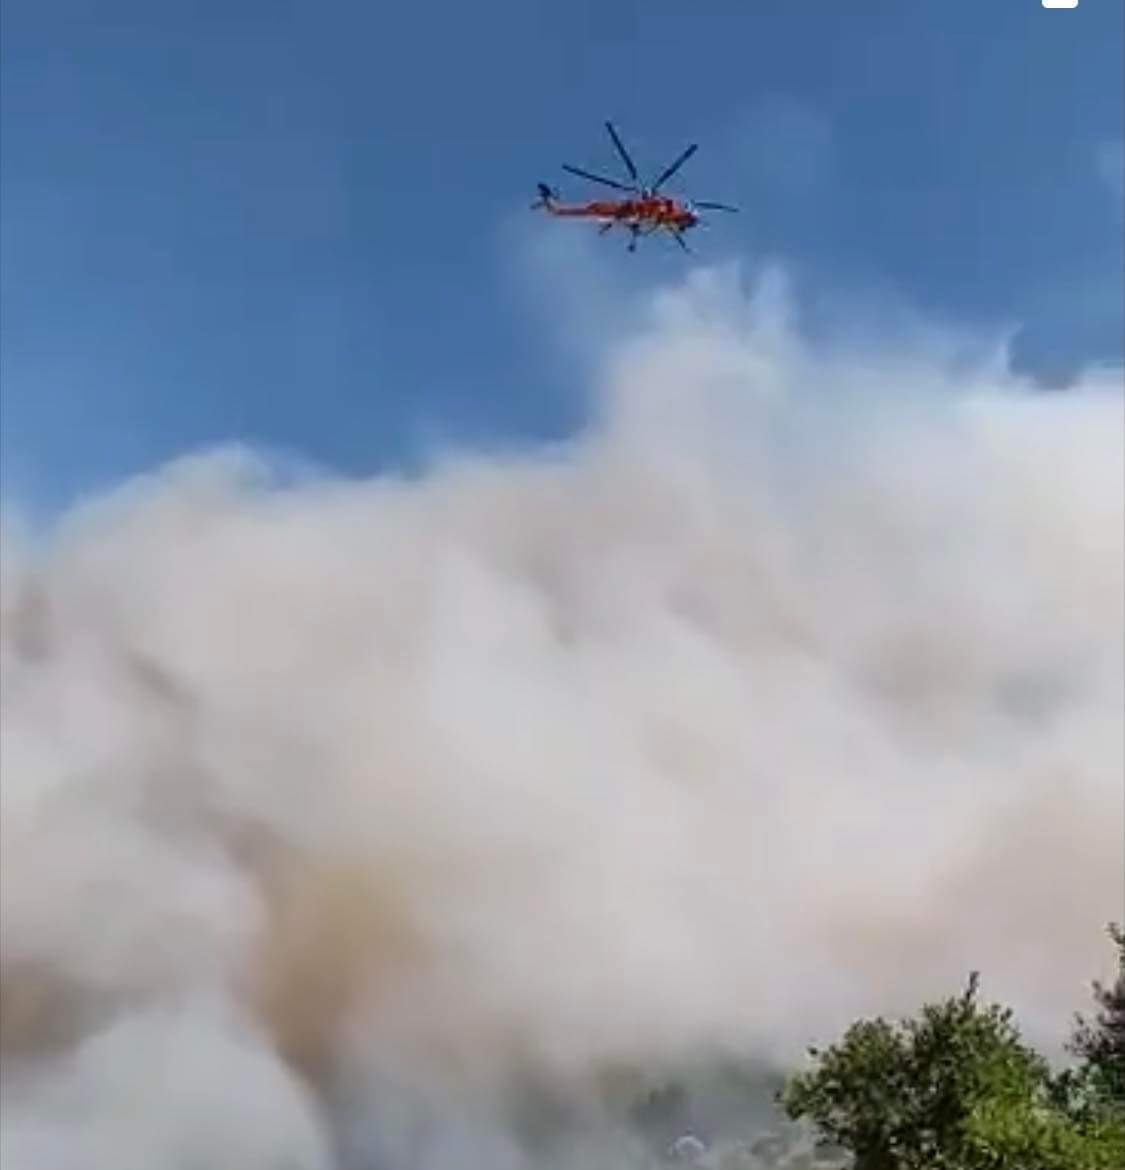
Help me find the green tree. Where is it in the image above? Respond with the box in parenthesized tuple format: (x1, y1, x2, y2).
(1068, 922, 1125, 1111)
(965, 1095, 1125, 1169)
(780, 971, 1125, 1169)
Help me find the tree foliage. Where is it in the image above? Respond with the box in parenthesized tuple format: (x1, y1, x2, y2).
(1067, 922, 1125, 1111)
(780, 942, 1125, 1170)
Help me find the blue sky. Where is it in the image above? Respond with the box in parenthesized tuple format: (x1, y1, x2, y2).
(2, 0, 1122, 510)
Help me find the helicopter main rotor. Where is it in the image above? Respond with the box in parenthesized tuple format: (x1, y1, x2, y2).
(562, 122, 715, 203)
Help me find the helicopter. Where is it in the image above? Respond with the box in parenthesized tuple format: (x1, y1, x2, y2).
(532, 121, 738, 252)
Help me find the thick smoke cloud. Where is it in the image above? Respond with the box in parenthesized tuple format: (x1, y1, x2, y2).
(1, 265, 1122, 1167)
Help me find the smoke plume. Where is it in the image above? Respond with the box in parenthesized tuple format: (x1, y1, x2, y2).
(2, 265, 1122, 1167)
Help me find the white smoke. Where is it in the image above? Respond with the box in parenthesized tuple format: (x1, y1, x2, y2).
(1, 263, 1122, 1167)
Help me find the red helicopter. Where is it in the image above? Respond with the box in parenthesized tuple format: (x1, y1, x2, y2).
(532, 121, 738, 252)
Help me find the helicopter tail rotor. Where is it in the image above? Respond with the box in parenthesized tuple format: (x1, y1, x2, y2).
(531, 182, 560, 210)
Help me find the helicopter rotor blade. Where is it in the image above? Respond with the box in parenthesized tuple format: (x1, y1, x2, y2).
(561, 164, 636, 193)
(692, 200, 739, 212)
(669, 226, 691, 252)
(605, 121, 639, 182)
(650, 143, 698, 192)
